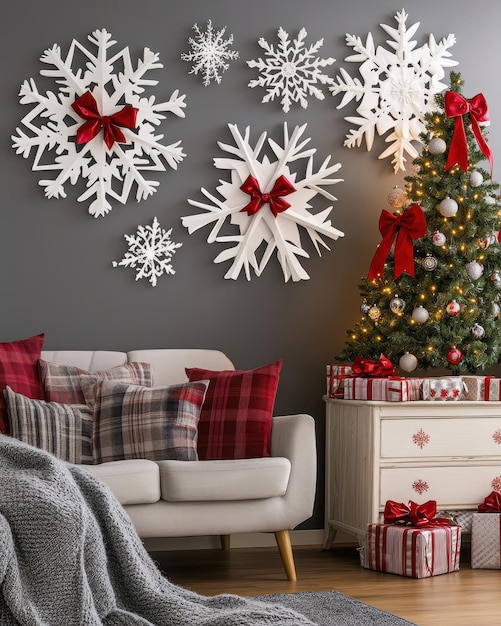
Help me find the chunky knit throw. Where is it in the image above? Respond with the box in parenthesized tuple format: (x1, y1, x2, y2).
(0, 436, 314, 625)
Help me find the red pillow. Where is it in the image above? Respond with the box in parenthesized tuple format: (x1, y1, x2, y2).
(186, 359, 282, 460)
(0, 333, 45, 434)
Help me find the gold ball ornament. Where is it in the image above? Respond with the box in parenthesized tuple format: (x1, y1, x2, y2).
(368, 305, 382, 321)
(387, 186, 408, 209)
(399, 352, 418, 372)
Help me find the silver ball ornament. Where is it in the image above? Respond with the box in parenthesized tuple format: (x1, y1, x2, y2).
(438, 197, 458, 217)
(469, 170, 483, 187)
(412, 306, 429, 324)
(471, 323, 485, 339)
(466, 261, 484, 281)
(390, 295, 406, 313)
(492, 302, 501, 317)
(360, 300, 370, 314)
(422, 255, 438, 271)
(428, 137, 447, 155)
(399, 352, 418, 373)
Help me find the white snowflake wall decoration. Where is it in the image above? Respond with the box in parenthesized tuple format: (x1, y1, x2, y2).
(181, 19, 239, 86)
(247, 27, 336, 113)
(182, 122, 345, 282)
(12, 29, 187, 217)
(112, 217, 182, 287)
(330, 9, 457, 172)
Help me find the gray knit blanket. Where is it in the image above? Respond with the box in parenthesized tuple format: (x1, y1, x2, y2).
(0, 436, 315, 625)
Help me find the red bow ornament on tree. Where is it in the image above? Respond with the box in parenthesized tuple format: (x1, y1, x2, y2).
(367, 204, 426, 280)
(384, 500, 450, 528)
(240, 175, 296, 217)
(72, 91, 138, 150)
(444, 91, 493, 175)
(478, 491, 501, 512)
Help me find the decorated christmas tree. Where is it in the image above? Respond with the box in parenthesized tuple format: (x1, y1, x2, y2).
(340, 72, 501, 374)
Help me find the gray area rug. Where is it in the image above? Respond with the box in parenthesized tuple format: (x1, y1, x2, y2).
(256, 591, 417, 626)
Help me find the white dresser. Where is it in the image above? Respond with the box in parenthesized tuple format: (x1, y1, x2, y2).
(323, 398, 501, 547)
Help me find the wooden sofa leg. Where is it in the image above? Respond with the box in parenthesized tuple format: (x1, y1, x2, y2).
(220, 534, 231, 550)
(274, 530, 297, 581)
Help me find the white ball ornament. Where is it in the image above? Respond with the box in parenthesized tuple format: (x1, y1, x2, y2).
(485, 195, 496, 205)
(492, 302, 501, 317)
(446, 300, 460, 316)
(399, 352, 418, 373)
(412, 305, 430, 324)
(491, 272, 501, 289)
(428, 137, 447, 155)
(438, 197, 458, 217)
(432, 230, 446, 246)
(471, 323, 485, 339)
(469, 170, 483, 187)
(466, 261, 484, 281)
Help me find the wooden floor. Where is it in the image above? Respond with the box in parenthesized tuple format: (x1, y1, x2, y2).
(151, 543, 501, 626)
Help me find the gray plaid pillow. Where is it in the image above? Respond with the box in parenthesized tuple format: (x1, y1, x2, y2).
(82, 380, 209, 464)
(4, 386, 93, 464)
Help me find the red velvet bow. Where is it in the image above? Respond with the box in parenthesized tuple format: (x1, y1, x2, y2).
(240, 175, 296, 217)
(478, 491, 501, 513)
(72, 91, 138, 150)
(384, 500, 450, 528)
(367, 204, 426, 280)
(351, 354, 397, 378)
(444, 91, 493, 174)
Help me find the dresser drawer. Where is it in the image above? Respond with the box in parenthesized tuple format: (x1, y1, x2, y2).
(380, 418, 501, 458)
(380, 465, 501, 508)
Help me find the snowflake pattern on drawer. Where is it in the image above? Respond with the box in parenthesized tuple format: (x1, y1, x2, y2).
(493, 429, 501, 445)
(412, 428, 431, 449)
(491, 476, 501, 493)
(412, 479, 429, 495)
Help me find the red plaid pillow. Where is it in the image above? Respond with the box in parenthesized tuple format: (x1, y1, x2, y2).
(186, 359, 282, 460)
(0, 333, 45, 434)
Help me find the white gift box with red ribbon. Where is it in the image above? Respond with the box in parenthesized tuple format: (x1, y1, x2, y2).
(326, 364, 352, 398)
(343, 377, 422, 402)
(361, 523, 461, 578)
(483, 377, 501, 401)
(471, 513, 501, 569)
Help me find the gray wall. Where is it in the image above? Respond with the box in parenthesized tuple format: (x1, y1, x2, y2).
(2, 1, 501, 529)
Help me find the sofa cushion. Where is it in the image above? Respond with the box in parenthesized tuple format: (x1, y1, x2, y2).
(157, 457, 291, 502)
(186, 360, 282, 460)
(83, 459, 161, 505)
(4, 386, 93, 464)
(83, 380, 209, 464)
(39, 360, 152, 404)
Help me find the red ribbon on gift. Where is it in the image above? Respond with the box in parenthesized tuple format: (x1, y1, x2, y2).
(384, 500, 451, 528)
(351, 354, 397, 378)
(444, 91, 493, 175)
(478, 491, 501, 512)
(240, 175, 296, 217)
(72, 91, 138, 150)
(367, 204, 426, 280)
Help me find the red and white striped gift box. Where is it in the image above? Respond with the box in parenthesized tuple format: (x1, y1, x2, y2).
(471, 513, 501, 569)
(483, 377, 501, 401)
(343, 377, 421, 402)
(361, 523, 461, 578)
(326, 364, 352, 398)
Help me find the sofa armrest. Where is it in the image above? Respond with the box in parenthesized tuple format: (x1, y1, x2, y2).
(270, 414, 317, 528)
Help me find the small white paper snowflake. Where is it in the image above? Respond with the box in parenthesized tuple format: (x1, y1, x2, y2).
(182, 122, 344, 282)
(330, 9, 457, 172)
(181, 19, 239, 86)
(247, 27, 335, 113)
(112, 217, 182, 287)
(12, 29, 187, 217)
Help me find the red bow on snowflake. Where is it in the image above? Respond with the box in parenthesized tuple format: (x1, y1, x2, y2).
(478, 491, 501, 513)
(240, 175, 296, 217)
(367, 204, 426, 280)
(444, 91, 492, 175)
(384, 500, 450, 528)
(72, 91, 138, 150)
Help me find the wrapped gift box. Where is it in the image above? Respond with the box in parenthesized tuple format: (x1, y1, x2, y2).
(361, 523, 461, 578)
(483, 377, 501, 401)
(471, 513, 501, 569)
(421, 377, 465, 401)
(438, 510, 474, 533)
(461, 376, 487, 401)
(343, 377, 422, 402)
(326, 364, 352, 398)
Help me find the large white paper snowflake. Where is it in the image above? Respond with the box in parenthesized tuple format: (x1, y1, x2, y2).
(182, 123, 344, 282)
(12, 29, 187, 217)
(330, 9, 457, 172)
(181, 19, 239, 86)
(247, 27, 335, 113)
(112, 217, 182, 287)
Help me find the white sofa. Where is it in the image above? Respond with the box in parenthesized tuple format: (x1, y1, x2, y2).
(41, 348, 317, 580)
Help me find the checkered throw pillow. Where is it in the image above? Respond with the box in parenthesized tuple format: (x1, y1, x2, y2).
(186, 359, 282, 460)
(83, 380, 209, 464)
(0, 333, 46, 434)
(4, 386, 93, 464)
(39, 360, 152, 404)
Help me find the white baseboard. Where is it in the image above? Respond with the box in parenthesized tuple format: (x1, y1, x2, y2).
(143, 528, 355, 552)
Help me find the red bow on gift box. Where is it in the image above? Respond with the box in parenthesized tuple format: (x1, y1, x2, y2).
(351, 354, 397, 378)
(384, 500, 451, 528)
(478, 491, 501, 513)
